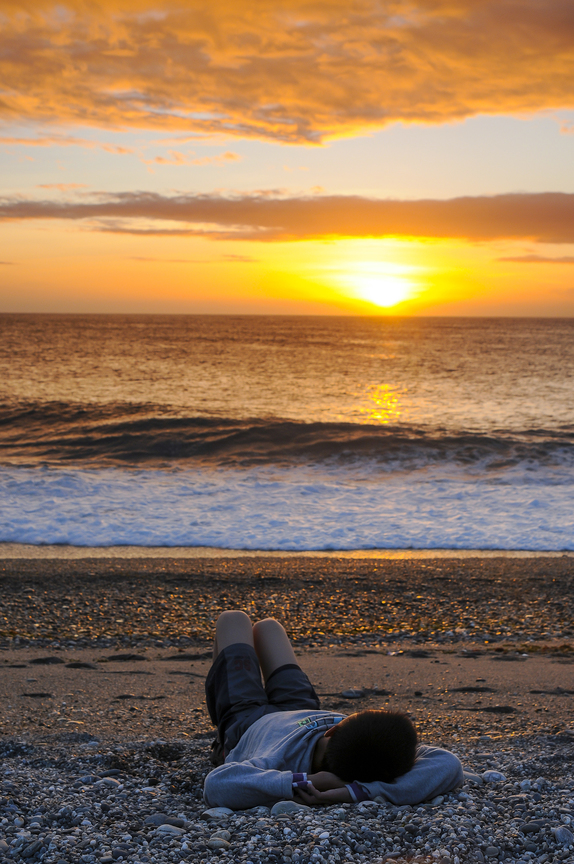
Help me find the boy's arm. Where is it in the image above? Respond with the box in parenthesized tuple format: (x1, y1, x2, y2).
(204, 759, 298, 810)
(350, 745, 464, 805)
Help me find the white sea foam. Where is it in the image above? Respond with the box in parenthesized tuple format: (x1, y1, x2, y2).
(1, 461, 572, 551)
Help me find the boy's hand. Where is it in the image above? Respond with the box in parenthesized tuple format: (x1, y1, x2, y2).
(293, 782, 352, 805)
(306, 771, 346, 791)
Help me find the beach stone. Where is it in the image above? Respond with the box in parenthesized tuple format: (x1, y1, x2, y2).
(463, 771, 484, 785)
(341, 688, 365, 698)
(482, 771, 506, 783)
(201, 807, 233, 820)
(552, 826, 574, 845)
(144, 813, 185, 828)
(523, 841, 538, 851)
(156, 823, 184, 835)
(208, 837, 230, 850)
(21, 839, 43, 858)
(101, 777, 121, 787)
(164, 817, 185, 828)
(271, 801, 310, 816)
(519, 822, 543, 834)
(210, 829, 231, 841)
(145, 814, 170, 826)
(484, 846, 499, 857)
(0, 840, 9, 853)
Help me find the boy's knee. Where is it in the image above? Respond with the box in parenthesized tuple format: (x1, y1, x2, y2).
(216, 610, 251, 627)
(252, 618, 285, 638)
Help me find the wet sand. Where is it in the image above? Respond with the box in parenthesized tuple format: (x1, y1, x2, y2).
(1, 643, 573, 747)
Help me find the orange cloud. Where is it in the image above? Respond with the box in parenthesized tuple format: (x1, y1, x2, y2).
(191, 151, 241, 166)
(0, 135, 133, 153)
(497, 254, 574, 263)
(143, 149, 240, 166)
(37, 183, 89, 190)
(129, 253, 256, 262)
(1, 191, 574, 243)
(0, 1, 572, 142)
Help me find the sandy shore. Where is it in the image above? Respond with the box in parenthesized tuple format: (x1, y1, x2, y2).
(1, 641, 573, 746)
(1, 554, 573, 745)
(3, 543, 573, 559)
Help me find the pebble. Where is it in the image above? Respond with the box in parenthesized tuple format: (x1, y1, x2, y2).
(101, 777, 121, 787)
(156, 823, 184, 835)
(1, 724, 574, 864)
(552, 825, 574, 845)
(270, 801, 310, 815)
(482, 770, 506, 783)
(144, 813, 171, 826)
(207, 836, 230, 849)
(201, 806, 233, 820)
(463, 771, 484, 785)
(341, 688, 365, 698)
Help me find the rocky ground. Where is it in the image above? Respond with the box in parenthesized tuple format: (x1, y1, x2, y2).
(1, 556, 573, 864)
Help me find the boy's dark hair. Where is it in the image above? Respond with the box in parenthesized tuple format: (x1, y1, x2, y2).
(321, 710, 417, 783)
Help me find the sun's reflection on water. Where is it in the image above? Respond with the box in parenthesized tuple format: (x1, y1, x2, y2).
(360, 383, 404, 424)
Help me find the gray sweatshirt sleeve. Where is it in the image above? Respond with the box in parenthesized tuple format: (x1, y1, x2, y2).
(203, 758, 294, 810)
(354, 745, 464, 805)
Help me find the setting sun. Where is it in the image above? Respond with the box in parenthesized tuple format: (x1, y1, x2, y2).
(333, 262, 419, 308)
(348, 272, 414, 307)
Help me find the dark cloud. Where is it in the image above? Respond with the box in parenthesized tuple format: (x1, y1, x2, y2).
(1, 190, 574, 242)
(1, 1, 573, 141)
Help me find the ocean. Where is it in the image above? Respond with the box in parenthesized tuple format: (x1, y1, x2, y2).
(1, 314, 573, 551)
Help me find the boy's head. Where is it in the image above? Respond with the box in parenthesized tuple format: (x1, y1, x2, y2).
(320, 710, 417, 783)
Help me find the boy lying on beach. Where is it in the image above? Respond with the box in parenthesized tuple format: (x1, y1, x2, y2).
(203, 612, 463, 810)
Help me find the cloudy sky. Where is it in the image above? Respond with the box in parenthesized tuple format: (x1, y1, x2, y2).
(1, 0, 574, 314)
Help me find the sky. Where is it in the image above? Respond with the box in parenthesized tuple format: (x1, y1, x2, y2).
(1, 0, 574, 316)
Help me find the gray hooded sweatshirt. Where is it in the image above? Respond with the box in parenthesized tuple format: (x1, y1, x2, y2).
(204, 710, 463, 810)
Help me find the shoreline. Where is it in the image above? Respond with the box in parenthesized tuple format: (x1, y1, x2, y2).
(2, 542, 573, 559)
(2, 556, 572, 651)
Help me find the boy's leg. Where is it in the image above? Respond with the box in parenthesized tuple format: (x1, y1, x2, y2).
(212, 610, 253, 658)
(252, 618, 320, 712)
(205, 610, 269, 762)
(252, 617, 298, 681)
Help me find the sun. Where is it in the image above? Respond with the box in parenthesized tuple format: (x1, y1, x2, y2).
(349, 272, 413, 307)
(340, 261, 418, 308)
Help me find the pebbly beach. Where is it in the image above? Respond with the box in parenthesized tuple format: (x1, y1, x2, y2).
(1, 555, 574, 864)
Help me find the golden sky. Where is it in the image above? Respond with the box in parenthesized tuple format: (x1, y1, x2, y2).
(1, 0, 574, 314)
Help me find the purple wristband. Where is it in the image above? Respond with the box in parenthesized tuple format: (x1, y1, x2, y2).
(347, 781, 370, 802)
